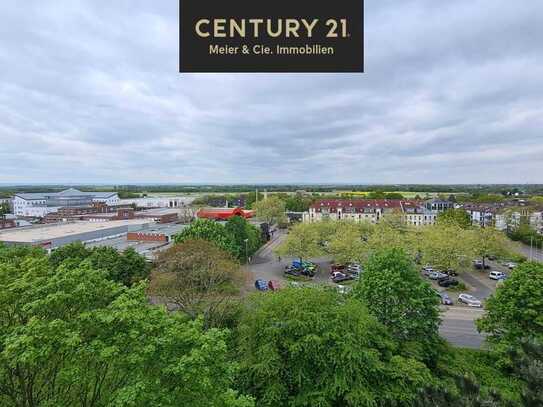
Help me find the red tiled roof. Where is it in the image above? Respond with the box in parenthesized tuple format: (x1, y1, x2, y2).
(197, 207, 254, 220)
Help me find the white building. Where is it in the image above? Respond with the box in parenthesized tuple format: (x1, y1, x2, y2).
(12, 188, 120, 217)
(119, 196, 195, 209)
(303, 199, 438, 227)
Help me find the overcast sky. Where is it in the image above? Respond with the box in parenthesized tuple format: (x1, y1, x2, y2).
(0, 1, 542, 184)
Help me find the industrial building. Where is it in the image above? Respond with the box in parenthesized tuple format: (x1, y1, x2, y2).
(0, 219, 153, 251)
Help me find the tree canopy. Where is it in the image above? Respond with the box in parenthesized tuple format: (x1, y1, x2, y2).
(175, 218, 262, 262)
(0, 245, 252, 407)
(437, 208, 472, 228)
(149, 239, 244, 326)
(478, 261, 543, 362)
(253, 196, 286, 226)
(352, 248, 442, 361)
(48, 242, 149, 286)
(236, 287, 433, 406)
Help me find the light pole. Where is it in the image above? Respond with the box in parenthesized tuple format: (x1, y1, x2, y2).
(244, 238, 249, 264)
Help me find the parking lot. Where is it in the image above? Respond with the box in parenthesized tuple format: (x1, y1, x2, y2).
(248, 234, 512, 349)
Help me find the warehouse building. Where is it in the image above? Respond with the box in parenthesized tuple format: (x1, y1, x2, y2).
(0, 219, 153, 251)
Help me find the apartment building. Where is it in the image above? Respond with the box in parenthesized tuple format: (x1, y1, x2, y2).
(302, 199, 439, 226)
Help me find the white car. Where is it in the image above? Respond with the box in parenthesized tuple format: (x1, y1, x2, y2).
(458, 293, 482, 308)
(422, 266, 434, 276)
(489, 271, 506, 280)
(331, 271, 346, 279)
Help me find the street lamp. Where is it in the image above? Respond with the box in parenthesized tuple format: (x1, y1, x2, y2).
(244, 238, 249, 264)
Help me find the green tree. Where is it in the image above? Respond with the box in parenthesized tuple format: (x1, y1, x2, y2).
(49, 241, 90, 268)
(0, 245, 252, 407)
(275, 222, 322, 262)
(237, 287, 433, 406)
(175, 218, 235, 254)
(326, 222, 368, 264)
(283, 195, 313, 212)
(149, 240, 244, 325)
(509, 338, 543, 406)
(419, 224, 475, 271)
(437, 208, 472, 229)
(352, 248, 441, 361)
(470, 227, 511, 269)
(225, 216, 262, 261)
(478, 261, 543, 363)
(253, 196, 286, 225)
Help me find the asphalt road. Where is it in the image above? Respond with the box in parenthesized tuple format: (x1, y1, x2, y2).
(249, 234, 487, 349)
(439, 307, 486, 349)
(518, 242, 543, 262)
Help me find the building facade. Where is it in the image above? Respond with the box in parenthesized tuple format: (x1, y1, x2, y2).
(302, 199, 439, 226)
(12, 188, 120, 217)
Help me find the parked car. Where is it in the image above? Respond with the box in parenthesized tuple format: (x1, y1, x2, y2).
(422, 266, 435, 276)
(444, 269, 458, 276)
(504, 262, 517, 270)
(438, 277, 459, 287)
(428, 271, 448, 280)
(300, 268, 316, 277)
(331, 271, 346, 279)
(293, 260, 318, 272)
(268, 280, 281, 291)
(349, 270, 361, 279)
(439, 292, 453, 305)
(284, 266, 301, 277)
(332, 274, 354, 284)
(254, 279, 268, 291)
(473, 260, 490, 270)
(458, 293, 482, 307)
(489, 271, 507, 280)
(347, 263, 362, 271)
(330, 264, 347, 274)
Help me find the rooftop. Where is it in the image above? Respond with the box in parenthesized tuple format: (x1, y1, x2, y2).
(15, 188, 117, 200)
(0, 219, 152, 243)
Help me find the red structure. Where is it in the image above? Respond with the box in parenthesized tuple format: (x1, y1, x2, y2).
(197, 207, 254, 220)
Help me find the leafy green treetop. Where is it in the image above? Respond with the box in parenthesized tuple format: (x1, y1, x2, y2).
(237, 287, 432, 407)
(352, 248, 442, 361)
(478, 261, 543, 362)
(437, 208, 472, 229)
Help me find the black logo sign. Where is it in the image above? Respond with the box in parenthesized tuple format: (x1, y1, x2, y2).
(179, 0, 364, 73)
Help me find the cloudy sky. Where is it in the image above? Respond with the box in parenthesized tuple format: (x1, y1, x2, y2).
(1, 0, 542, 184)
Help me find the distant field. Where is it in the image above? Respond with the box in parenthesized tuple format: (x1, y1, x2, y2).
(329, 191, 463, 199)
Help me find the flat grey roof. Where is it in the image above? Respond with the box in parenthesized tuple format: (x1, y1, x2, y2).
(0, 219, 152, 243)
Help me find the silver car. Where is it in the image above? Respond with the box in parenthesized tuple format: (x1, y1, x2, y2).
(428, 271, 448, 280)
(458, 293, 482, 307)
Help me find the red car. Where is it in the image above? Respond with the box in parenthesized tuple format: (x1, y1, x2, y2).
(268, 280, 281, 291)
(330, 264, 346, 274)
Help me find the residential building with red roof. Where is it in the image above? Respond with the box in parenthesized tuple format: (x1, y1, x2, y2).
(303, 199, 438, 226)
